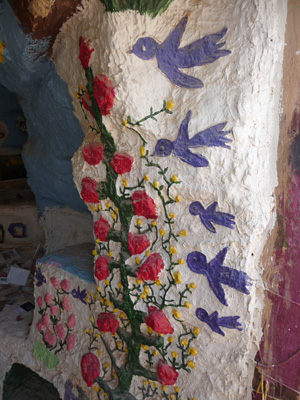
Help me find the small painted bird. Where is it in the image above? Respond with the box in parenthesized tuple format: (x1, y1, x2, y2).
(187, 247, 251, 306)
(152, 110, 232, 167)
(195, 307, 242, 336)
(189, 200, 235, 233)
(130, 16, 231, 89)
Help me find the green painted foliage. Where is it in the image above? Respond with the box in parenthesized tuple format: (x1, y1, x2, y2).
(99, 0, 174, 17)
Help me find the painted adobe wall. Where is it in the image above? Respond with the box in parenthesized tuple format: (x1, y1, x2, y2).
(0, 1, 287, 400)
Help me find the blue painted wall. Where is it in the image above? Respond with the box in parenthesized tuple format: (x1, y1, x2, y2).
(0, 0, 86, 214)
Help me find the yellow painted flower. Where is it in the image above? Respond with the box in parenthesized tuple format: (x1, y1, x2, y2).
(118, 281, 122, 289)
(113, 308, 118, 313)
(141, 344, 149, 351)
(109, 251, 114, 257)
(145, 250, 151, 257)
(100, 298, 104, 303)
(117, 342, 122, 349)
(105, 202, 111, 208)
(140, 292, 147, 299)
(159, 229, 166, 237)
(172, 309, 181, 319)
(181, 338, 188, 347)
(94, 293, 98, 299)
(85, 297, 89, 303)
(95, 332, 99, 338)
(193, 327, 201, 336)
(179, 229, 187, 236)
(170, 395, 175, 400)
(136, 279, 142, 285)
(147, 326, 153, 334)
(153, 181, 159, 188)
(97, 349, 102, 356)
(155, 279, 162, 286)
(115, 207, 119, 214)
(89, 316, 93, 322)
(185, 302, 192, 309)
(104, 362, 109, 369)
(120, 312, 126, 318)
(90, 205, 96, 211)
(169, 213, 175, 219)
(153, 350, 158, 356)
(87, 123, 91, 128)
(89, 329, 93, 334)
(169, 245, 177, 255)
(135, 257, 141, 265)
(166, 100, 175, 110)
(137, 218, 142, 226)
(84, 329, 87, 334)
(75, 91, 80, 98)
(96, 239, 101, 244)
(144, 286, 150, 295)
(187, 360, 196, 369)
(189, 282, 197, 289)
(162, 385, 167, 392)
(92, 250, 97, 256)
(140, 146, 146, 157)
(171, 351, 178, 359)
(111, 212, 117, 219)
(151, 220, 157, 226)
(173, 271, 182, 284)
(123, 178, 128, 187)
(175, 195, 181, 203)
(188, 347, 198, 356)
(88, 292, 92, 296)
(122, 119, 128, 127)
(174, 386, 180, 393)
(97, 286, 101, 292)
(171, 175, 178, 182)
(167, 336, 174, 343)
(125, 347, 128, 352)
(154, 383, 158, 388)
(105, 279, 110, 286)
(98, 204, 102, 210)
(148, 380, 152, 385)
(144, 174, 149, 181)
(178, 258, 185, 265)
(143, 380, 147, 386)
(105, 299, 110, 306)
(94, 386, 100, 393)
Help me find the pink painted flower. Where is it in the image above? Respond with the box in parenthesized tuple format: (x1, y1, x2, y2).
(128, 233, 150, 255)
(56, 323, 66, 340)
(135, 253, 164, 282)
(157, 359, 179, 385)
(66, 334, 76, 351)
(44, 330, 56, 347)
(60, 279, 71, 292)
(44, 293, 53, 305)
(111, 152, 134, 175)
(97, 312, 119, 334)
(50, 277, 60, 288)
(82, 75, 115, 117)
(82, 143, 104, 166)
(62, 296, 72, 312)
(79, 36, 94, 69)
(37, 296, 43, 308)
(42, 314, 50, 328)
(50, 305, 58, 316)
(68, 314, 76, 329)
(81, 177, 99, 203)
(36, 319, 43, 332)
(81, 352, 100, 387)
(132, 190, 158, 219)
(94, 256, 110, 281)
(94, 217, 110, 242)
(145, 306, 174, 334)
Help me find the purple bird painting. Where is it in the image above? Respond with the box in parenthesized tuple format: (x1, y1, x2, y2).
(196, 307, 242, 336)
(71, 286, 88, 304)
(130, 16, 231, 89)
(64, 381, 78, 400)
(187, 247, 251, 306)
(189, 201, 235, 233)
(152, 110, 232, 167)
(35, 267, 46, 287)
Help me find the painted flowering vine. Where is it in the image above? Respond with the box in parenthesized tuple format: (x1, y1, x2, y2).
(76, 37, 200, 400)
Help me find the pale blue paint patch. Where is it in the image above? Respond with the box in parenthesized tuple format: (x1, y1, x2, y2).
(0, 0, 86, 213)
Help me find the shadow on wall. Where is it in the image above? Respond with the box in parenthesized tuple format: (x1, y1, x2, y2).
(3, 363, 61, 400)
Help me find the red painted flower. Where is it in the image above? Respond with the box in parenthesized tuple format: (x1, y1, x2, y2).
(79, 36, 94, 69)
(60, 279, 71, 292)
(128, 233, 150, 255)
(81, 177, 99, 203)
(97, 312, 119, 334)
(94, 217, 110, 241)
(111, 152, 134, 175)
(66, 334, 76, 351)
(82, 74, 115, 116)
(81, 352, 100, 387)
(82, 143, 104, 166)
(135, 253, 164, 281)
(157, 360, 179, 385)
(145, 306, 174, 334)
(94, 256, 110, 281)
(132, 190, 158, 219)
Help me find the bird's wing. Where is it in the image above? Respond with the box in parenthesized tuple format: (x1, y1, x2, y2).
(199, 214, 216, 233)
(177, 148, 209, 167)
(206, 273, 227, 306)
(206, 201, 218, 213)
(157, 58, 204, 88)
(161, 16, 188, 52)
(176, 27, 231, 68)
(210, 247, 228, 269)
(188, 123, 231, 148)
(174, 110, 192, 147)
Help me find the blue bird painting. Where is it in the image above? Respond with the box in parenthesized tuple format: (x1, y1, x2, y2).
(189, 200, 235, 233)
(196, 307, 242, 336)
(71, 286, 88, 304)
(187, 247, 251, 306)
(35, 267, 46, 287)
(130, 16, 231, 89)
(64, 381, 78, 400)
(152, 110, 232, 167)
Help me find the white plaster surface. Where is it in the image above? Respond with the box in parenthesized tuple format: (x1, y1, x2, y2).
(0, 1, 286, 400)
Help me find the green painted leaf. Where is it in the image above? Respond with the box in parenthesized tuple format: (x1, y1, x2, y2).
(99, 0, 174, 17)
(34, 341, 60, 370)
